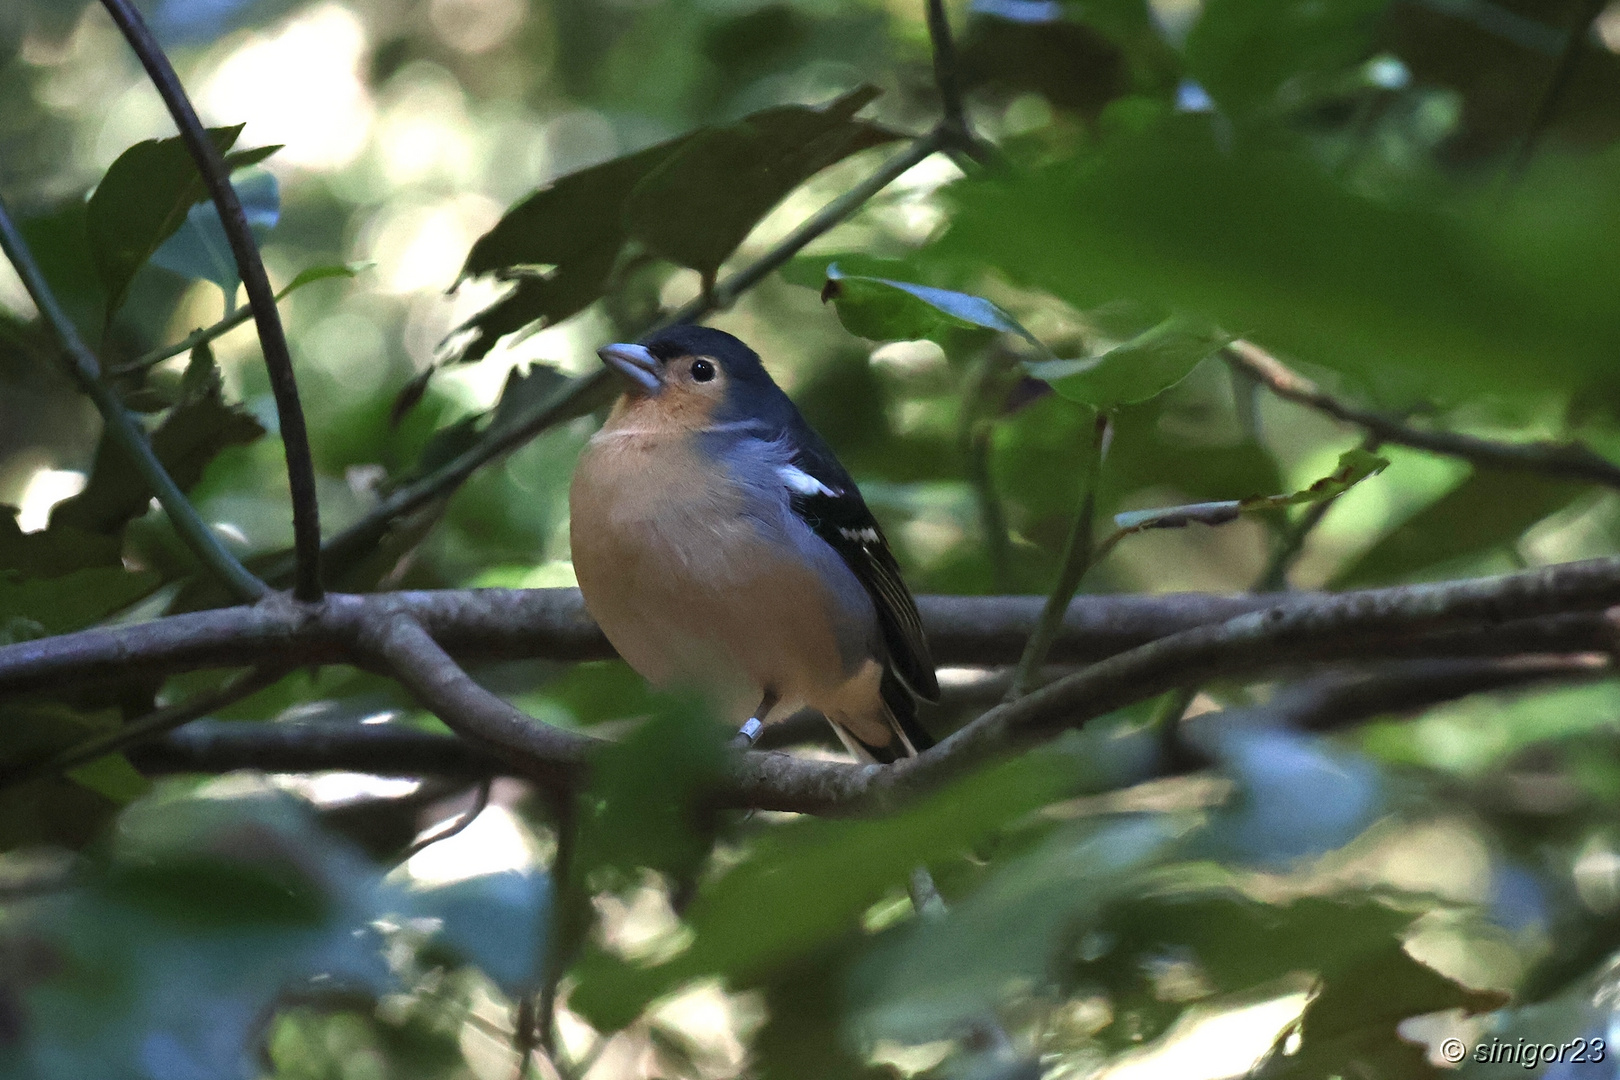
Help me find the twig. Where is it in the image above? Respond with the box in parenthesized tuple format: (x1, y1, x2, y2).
(0, 664, 283, 790)
(924, 0, 997, 168)
(1225, 339, 1620, 489)
(0, 195, 269, 602)
(318, 130, 948, 578)
(1510, 0, 1608, 180)
(99, 0, 324, 601)
(1007, 413, 1112, 697)
(960, 354, 1013, 591)
(402, 778, 492, 860)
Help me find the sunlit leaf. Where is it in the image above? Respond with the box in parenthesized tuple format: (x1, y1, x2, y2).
(819, 262, 1045, 346)
(1025, 314, 1228, 406)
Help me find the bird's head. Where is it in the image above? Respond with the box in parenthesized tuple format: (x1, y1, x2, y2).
(596, 325, 778, 430)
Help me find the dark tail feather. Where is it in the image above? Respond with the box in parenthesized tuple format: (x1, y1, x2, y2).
(882, 666, 935, 758)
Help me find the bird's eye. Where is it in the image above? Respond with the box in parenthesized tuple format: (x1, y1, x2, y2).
(690, 359, 716, 383)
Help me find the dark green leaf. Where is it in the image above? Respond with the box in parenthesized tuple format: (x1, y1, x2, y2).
(1025, 314, 1228, 407)
(86, 125, 279, 319)
(569, 748, 1076, 1030)
(623, 86, 901, 278)
(0, 566, 161, 637)
(451, 138, 691, 362)
(820, 262, 1044, 346)
(1184, 0, 1390, 118)
(1333, 468, 1587, 587)
(65, 753, 151, 804)
(576, 693, 728, 886)
(50, 383, 266, 537)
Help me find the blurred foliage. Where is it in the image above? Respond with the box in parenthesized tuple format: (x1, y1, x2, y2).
(4, 0, 1620, 1075)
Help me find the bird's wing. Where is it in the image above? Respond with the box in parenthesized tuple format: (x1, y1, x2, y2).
(775, 433, 940, 703)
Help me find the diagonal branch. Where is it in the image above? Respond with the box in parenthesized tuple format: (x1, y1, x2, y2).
(0, 195, 269, 602)
(99, 0, 324, 601)
(1225, 339, 1620, 490)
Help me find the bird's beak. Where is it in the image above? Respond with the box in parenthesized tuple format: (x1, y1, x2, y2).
(597, 343, 661, 396)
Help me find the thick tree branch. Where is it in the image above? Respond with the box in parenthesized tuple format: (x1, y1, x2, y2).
(99, 0, 324, 601)
(0, 195, 268, 603)
(1225, 340, 1620, 490)
(0, 588, 1282, 697)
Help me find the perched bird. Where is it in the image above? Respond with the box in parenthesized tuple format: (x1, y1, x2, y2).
(569, 325, 939, 762)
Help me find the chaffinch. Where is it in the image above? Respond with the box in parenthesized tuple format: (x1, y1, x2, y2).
(569, 325, 939, 762)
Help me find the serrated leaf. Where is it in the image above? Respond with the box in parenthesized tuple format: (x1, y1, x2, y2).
(453, 89, 902, 362)
(623, 86, 901, 278)
(149, 169, 280, 292)
(819, 262, 1046, 347)
(86, 125, 280, 320)
(1112, 448, 1389, 532)
(51, 386, 266, 537)
(1025, 314, 1229, 406)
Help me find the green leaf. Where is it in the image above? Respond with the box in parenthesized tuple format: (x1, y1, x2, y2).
(575, 693, 728, 887)
(819, 262, 1046, 346)
(86, 125, 280, 320)
(0, 566, 161, 637)
(568, 748, 1076, 1030)
(937, 123, 1620, 401)
(1112, 447, 1389, 532)
(1183, 0, 1390, 118)
(50, 380, 266, 537)
(453, 89, 901, 361)
(1332, 468, 1588, 588)
(66, 753, 151, 804)
(1024, 314, 1229, 406)
(850, 816, 1183, 1044)
(623, 86, 901, 279)
(278, 260, 368, 297)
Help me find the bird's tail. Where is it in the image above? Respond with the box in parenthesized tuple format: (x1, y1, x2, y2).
(848, 667, 935, 764)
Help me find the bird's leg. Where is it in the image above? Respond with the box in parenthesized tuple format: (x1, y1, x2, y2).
(731, 689, 779, 748)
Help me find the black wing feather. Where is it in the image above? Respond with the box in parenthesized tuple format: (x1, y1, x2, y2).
(782, 424, 941, 704)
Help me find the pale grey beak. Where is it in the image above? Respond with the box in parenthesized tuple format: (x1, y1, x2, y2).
(598, 343, 661, 396)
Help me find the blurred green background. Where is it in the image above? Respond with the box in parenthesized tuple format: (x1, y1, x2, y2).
(7, 0, 1620, 1075)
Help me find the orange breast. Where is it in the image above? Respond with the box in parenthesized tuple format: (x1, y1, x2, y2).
(569, 423, 880, 730)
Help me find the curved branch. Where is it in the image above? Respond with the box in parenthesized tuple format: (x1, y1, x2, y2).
(99, 0, 324, 601)
(1226, 340, 1620, 490)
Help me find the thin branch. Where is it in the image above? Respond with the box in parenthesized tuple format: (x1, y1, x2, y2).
(1510, 0, 1608, 180)
(134, 719, 516, 777)
(1008, 412, 1111, 697)
(99, 0, 324, 601)
(318, 130, 948, 578)
(0, 665, 284, 790)
(0, 195, 269, 602)
(1225, 339, 1620, 489)
(925, 0, 969, 142)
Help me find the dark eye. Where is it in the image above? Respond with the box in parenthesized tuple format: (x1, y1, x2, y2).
(690, 359, 716, 383)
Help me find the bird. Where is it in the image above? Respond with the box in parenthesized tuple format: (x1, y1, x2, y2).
(568, 324, 939, 762)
